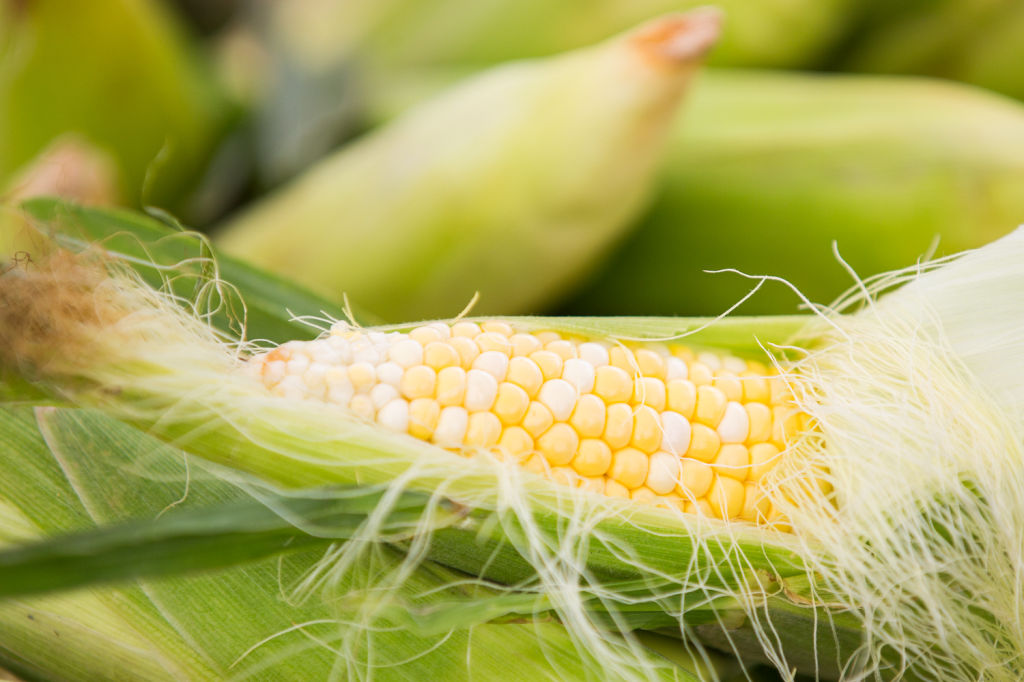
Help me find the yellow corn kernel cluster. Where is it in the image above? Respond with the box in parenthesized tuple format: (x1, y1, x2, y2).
(251, 321, 804, 525)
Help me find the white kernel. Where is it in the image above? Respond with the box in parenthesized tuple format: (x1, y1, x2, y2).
(561, 358, 596, 394)
(274, 375, 307, 400)
(263, 360, 286, 386)
(451, 321, 481, 337)
(389, 338, 424, 368)
(351, 342, 381, 365)
(723, 356, 748, 374)
(718, 401, 750, 443)
(697, 352, 722, 371)
(465, 369, 499, 412)
(376, 361, 404, 387)
(326, 381, 354, 406)
(426, 322, 452, 339)
(473, 351, 510, 381)
(348, 362, 376, 391)
(660, 411, 692, 454)
(538, 379, 577, 421)
(433, 406, 469, 446)
(578, 342, 610, 368)
(367, 332, 390, 345)
(646, 451, 681, 495)
(349, 394, 375, 420)
(370, 383, 400, 409)
(302, 362, 329, 392)
(326, 337, 352, 363)
(666, 357, 688, 381)
(286, 354, 310, 375)
(376, 399, 409, 432)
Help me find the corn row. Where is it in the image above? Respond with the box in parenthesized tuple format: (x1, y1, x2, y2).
(250, 320, 804, 526)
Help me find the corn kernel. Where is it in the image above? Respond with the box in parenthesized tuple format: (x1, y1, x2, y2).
(424, 341, 460, 370)
(609, 346, 637, 373)
(712, 373, 743, 401)
(476, 332, 511, 354)
(646, 451, 681, 495)
(537, 423, 579, 466)
(450, 336, 480, 368)
(522, 401, 555, 438)
(433, 406, 469, 447)
(694, 385, 728, 427)
(498, 426, 534, 459)
(408, 398, 441, 439)
(630, 405, 662, 454)
(480, 320, 513, 336)
(507, 356, 544, 397)
(744, 402, 772, 444)
(677, 459, 713, 499)
(510, 333, 542, 357)
(632, 376, 666, 412)
(688, 362, 713, 386)
(718, 401, 750, 443)
(545, 340, 577, 360)
(572, 439, 612, 477)
(634, 348, 666, 379)
(708, 475, 745, 520)
(666, 379, 697, 419)
(494, 382, 530, 425)
(610, 447, 648, 489)
(451, 321, 481, 337)
(530, 350, 563, 381)
(538, 379, 577, 421)
(436, 366, 467, 406)
(465, 369, 498, 412)
(713, 443, 750, 481)
(603, 403, 634, 450)
(569, 394, 606, 438)
(686, 424, 721, 463)
(749, 442, 781, 481)
(605, 479, 630, 498)
(466, 412, 502, 448)
(594, 366, 633, 403)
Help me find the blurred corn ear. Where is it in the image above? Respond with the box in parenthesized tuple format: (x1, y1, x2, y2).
(216, 12, 719, 322)
(562, 69, 1024, 316)
(0, 0, 230, 214)
(840, 0, 1024, 102)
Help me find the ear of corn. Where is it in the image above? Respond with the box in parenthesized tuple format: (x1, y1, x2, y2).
(561, 69, 1024, 316)
(215, 12, 719, 322)
(3, 202, 1024, 679)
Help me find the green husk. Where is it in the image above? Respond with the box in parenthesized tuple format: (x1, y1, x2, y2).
(3, 203, 1024, 680)
(215, 12, 718, 322)
(0, 0, 229, 213)
(562, 69, 1024, 316)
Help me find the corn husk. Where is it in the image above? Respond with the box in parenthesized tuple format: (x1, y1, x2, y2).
(214, 12, 719, 322)
(4, 202, 1024, 679)
(562, 69, 1024, 316)
(0, 0, 229, 213)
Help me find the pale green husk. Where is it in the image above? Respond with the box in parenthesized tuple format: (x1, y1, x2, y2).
(2, 225, 1023, 680)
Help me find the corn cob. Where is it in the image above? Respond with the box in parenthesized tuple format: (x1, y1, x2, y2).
(247, 321, 802, 526)
(3, 213, 1024, 679)
(215, 12, 718, 322)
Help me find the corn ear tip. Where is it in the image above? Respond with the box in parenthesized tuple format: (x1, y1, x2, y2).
(629, 7, 723, 66)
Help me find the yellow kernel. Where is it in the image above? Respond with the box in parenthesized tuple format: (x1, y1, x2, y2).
(739, 482, 772, 524)
(603, 403, 634, 450)
(522, 453, 548, 475)
(507, 356, 544, 397)
(466, 412, 502, 448)
(749, 442, 781, 481)
(550, 466, 580, 488)
(677, 459, 713, 499)
(688, 362, 713, 386)
(670, 345, 695, 363)
(510, 333, 542, 357)
(713, 373, 743, 401)
(409, 326, 443, 345)
(578, 476, 605, 494)
(608, 346, 637, 374)
(497, 426, 534, 459)
(686, 424, 721, 463)
(450, 336, 480, 368)
(476, 332, 512, 355)
(771, 405, 800, 448)
(408, 398, 441, 439)
(569, 394, 606, 438)
(537, 423, 579, 466)
(522, 401, 555, 438)
(684, 499, 713, 517)
(634, 349, 666, 380)
(400, 365, 437, 400)
(348, 362, 376, 391)
(481, 320, 513, 336)
(610, 447, 649, 489)
(436, 366, 467, 406)
(630, 486, 659, 504)
(708, 475, 745, 520)
(741, 372, 770, 404)
(572, 439, 612, 477)
(658, 494, 686, 513)
(631, 377, 666, 412)
(529, 350, 563, 381)
(494, 382, 530, 425)
(594, 365, 633, 403)
(666, 379, 697, 419)
(604, 479, 630, 498)
(694, 385, 728, 427)
(545, 340, 577, 361)
(424, 341, 460, 370)
(713, 443, 750, 481)
(630, 405, 662, 454)
(451, 321, 481, 337)
(745, 403, 772, 444)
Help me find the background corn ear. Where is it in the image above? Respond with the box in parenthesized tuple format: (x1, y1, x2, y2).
(561, 69, 1024, 316)
(214, 12, 718, 322)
